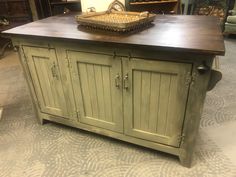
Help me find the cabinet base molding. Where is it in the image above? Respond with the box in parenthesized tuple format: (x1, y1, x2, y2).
(42, 111, 196, 167)
(41, 113, 181, 157)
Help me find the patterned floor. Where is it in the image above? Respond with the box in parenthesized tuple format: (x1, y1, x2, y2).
(0, 38, 236, 177)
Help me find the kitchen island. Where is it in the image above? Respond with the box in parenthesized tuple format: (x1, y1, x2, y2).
(3, 13, 225, 167)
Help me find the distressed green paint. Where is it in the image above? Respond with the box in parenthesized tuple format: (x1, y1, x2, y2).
(12, 38, 215, 168)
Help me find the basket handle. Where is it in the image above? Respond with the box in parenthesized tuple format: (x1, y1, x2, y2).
(107, 0, 125, 13)
(139, 11, 149, 18)
(86, 7, 96, 13)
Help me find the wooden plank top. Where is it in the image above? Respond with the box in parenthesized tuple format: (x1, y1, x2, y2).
(2, 13, 225, 55)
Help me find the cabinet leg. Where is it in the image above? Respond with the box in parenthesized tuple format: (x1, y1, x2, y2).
(179, 153, 193, 168)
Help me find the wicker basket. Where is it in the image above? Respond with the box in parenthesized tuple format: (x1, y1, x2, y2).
(75, 11, 156, 32)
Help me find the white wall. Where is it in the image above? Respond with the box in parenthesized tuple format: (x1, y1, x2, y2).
(81, 0, 125, 12)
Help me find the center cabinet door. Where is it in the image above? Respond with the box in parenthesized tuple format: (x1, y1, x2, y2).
(123, 58, 192, 147)
(68, 51, 123, 133)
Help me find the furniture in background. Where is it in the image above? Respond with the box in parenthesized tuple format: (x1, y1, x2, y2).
(3, 13, 225, 167)
(33, 0, 51, 18)
(224, 0, 236, 34)
(0, 0, 32, 58)
(34, 0, 81, 18)
(49, 0, 81, 16)
(193, 0, 227, 28)
(125, 0, 181, 14)
(0, 0, 32, 23)
(181, 0, 195, 14)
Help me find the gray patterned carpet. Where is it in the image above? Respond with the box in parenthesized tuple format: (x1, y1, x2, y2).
(0, 38, 236, 177)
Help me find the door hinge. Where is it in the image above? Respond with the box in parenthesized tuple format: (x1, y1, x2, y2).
(113, 51, 116, 59)
(128, 52, 132, 61)
(185, 72, 197, 87)
(22, 49, 28, 63)
(179, 133, 186, 145)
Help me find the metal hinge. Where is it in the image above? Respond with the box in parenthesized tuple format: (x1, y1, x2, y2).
(185, 72, 197, 87)
(21, 48, 28, 63)
(128, 52, 132, 61)
(113, 51, 116, 59)
(179, 133, 186, 145)
(66, 57, 79, 78)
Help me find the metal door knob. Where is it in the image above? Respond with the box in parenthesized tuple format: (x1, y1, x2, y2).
(197, 64, 209, 74)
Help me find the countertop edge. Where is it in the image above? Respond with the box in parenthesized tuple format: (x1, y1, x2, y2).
(2, 32, 226, 56)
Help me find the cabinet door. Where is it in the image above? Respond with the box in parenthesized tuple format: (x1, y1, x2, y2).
(23, 46, 74, 119)
(68, 51, 123, 133)
(123, 58, 192, 147)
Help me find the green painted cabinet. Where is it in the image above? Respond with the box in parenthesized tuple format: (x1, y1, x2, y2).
(18, 45, 199, 166)
(22, 46, 76, 119)
(16, 42, 210, 168)
(123, 58, 192, 147)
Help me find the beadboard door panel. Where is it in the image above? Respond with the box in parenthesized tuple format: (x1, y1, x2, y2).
(68, 51, 123, 133)
(22, 46, 73, 118)
(123, 58, 192, 147)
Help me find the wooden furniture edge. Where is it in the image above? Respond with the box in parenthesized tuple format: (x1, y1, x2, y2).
(3, 32, 225, 56)
(179, 57, 214, 167)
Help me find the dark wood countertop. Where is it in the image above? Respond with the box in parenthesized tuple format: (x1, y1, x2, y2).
(2, 13, 225, 55)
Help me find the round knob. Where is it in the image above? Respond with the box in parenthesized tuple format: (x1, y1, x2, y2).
(197, 64, 209, 74)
